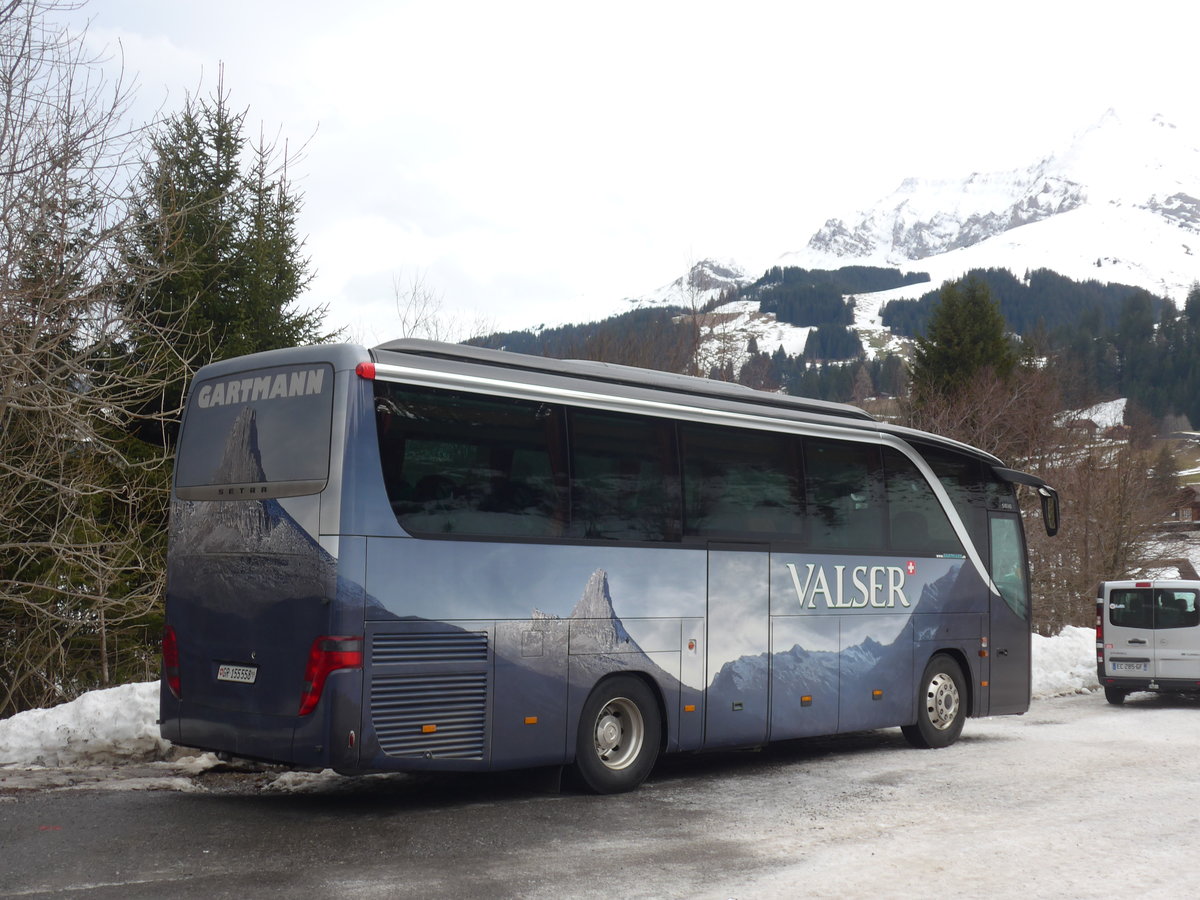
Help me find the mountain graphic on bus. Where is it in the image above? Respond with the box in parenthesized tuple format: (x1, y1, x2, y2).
(533, 568, 636, 652)
(212, 406, 266, 484)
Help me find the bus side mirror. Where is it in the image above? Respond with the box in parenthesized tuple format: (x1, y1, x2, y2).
(1039, 487, 1059, 537)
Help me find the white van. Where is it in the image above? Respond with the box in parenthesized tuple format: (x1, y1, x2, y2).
(1096, 580, 1200, 704)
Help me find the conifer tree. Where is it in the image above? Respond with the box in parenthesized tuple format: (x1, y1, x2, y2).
(908, 276, 1017, 403)
(121, 77, 332, 446)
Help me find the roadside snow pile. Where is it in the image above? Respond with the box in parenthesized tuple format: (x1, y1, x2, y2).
(0, 681, 171, 767)
(1, 627, 1102, 770)
(1032, 625, 1098, 698)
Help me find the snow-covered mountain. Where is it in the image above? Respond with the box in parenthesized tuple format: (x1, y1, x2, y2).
(628, 258, 753, 311)
(780, 109, 1200, 303)
(615, 111, 1200, 366)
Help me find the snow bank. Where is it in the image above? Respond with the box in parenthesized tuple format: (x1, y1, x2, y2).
(1, 628, 1101, 770)
(1031, 625, 1098, 698)
(0, 681, 170, 767)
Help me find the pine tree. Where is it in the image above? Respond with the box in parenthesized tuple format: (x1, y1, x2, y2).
(121, 78, 331, 446)
(908, 276, 1017, 403)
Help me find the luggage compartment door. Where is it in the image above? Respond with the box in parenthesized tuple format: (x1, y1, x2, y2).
(704, 546, 770, 748)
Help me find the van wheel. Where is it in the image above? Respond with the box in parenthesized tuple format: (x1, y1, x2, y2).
(902, 654, 966, 749)
(573, 676, 660, 794)
(1104, 686, 1127, 706)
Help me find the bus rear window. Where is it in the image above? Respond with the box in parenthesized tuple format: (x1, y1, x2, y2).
(175, 363, 334, 499)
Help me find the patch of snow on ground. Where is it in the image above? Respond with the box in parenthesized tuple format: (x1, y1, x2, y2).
(849, 288, 912, 359)
(0, 682, 170, 767)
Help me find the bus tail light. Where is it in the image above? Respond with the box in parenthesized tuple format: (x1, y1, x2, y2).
(1096, 598, 1105, 664)
(163, 625, 181, 699)
(298, 636, 364, 716)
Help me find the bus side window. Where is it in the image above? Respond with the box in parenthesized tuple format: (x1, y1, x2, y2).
(374, 383, 567, 538)
(912, 444, 991, 555)
(881, 447, 964, 555)
(567, 409, 680, 542)
(680, 423, 804, 540)
(804, 438, 884, 552)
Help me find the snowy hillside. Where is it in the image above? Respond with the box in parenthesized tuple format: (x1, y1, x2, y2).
(612, 111, 1200, 370)
(626, 258, 751, 311)
(778, 110, 1200, 305)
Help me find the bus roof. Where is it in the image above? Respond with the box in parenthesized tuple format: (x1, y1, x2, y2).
(373, 338, 877, 423)
(370, 339, 1009, 468)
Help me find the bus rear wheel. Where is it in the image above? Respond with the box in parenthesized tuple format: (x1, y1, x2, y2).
(573, 676, 661, 794)
(902, 654, 966, 749)
(1104, 686, 1128, 705)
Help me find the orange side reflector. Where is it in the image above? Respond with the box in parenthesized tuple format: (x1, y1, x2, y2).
(981, 680, 989, 688)
(524, 716, 538, 725)
(872, 690, 883, 700)
(422, 724, 438, 734)
(684, 704, 696, 713)
(801, 695, 813, 707)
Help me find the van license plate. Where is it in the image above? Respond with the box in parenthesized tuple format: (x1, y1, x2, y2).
(217, 664, 258, 684)
(1112, 662, 1148, 673)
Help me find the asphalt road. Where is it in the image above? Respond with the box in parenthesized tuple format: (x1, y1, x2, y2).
(3, 692, 1199, 899)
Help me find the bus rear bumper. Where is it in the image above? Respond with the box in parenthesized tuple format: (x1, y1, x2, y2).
(157, 672, 361, 769)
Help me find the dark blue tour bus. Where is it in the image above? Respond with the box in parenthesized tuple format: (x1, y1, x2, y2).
(160, 339, 1059, 792)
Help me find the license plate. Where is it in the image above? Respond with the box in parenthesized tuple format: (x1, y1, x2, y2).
(217, 663, 258, 684)
(1111, 661, 1149, 673)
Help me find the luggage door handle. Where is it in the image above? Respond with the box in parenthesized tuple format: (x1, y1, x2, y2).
(1128, 638, 1147, 644)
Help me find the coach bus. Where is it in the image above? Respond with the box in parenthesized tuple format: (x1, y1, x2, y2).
(160, 339, 1059, 793)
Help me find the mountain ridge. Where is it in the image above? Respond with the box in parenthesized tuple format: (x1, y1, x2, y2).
(773, 109, 1199, 304)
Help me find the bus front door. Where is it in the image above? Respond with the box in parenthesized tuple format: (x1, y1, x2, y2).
(704, 546, 770, 748)
(987, 513, 1033, 715)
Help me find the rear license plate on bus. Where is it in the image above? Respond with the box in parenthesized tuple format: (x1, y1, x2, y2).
(1112, 661, 1149, 673)
(217, 664, 258, 684)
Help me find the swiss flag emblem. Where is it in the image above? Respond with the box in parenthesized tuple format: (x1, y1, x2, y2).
(906, 560, 917, 576)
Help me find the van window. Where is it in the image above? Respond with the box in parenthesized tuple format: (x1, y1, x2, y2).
(1155, 589, 1200, 629)
(1109, 589, 1153, 629)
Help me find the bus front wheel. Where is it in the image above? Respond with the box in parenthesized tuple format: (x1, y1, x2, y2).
(902, 654, 966, 749)
(573, 676, 661, 794)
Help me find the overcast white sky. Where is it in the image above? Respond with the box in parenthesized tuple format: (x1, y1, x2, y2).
(70, 0, 1198, 343)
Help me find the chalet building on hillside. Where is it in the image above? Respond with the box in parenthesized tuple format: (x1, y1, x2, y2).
(1061, 416, 1130, 441)
(1062, 417, 1099, 438)
(1175, 485, 1200, 524)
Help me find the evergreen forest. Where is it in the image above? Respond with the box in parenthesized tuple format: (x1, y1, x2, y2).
(475, 264, 1200, 431)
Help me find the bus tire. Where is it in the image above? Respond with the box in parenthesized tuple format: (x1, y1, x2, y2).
(901, 654, 966, 749)
(1104, 686, 1127, 706)
(573, 676, 661, 794)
